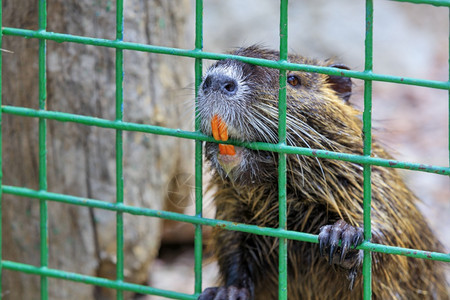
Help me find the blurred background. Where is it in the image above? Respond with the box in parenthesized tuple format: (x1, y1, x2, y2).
(1, 0, 448, 299)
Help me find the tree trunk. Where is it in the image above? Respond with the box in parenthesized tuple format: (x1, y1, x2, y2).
(1, 1, 192, 299)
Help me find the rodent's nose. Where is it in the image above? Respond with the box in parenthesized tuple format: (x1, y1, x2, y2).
(202, 74, 238, 96)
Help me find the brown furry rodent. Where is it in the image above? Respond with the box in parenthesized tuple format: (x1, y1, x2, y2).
(197, 45, 448, 300)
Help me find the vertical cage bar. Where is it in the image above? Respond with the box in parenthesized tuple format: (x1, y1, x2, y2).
(363, 0, 373, 299)
(38, 0, 49, 298)
(115, 1, 125, 299)
(0, 1, 3, 298)
(194, 0, 204, 295)
(278, 1, 288, 299)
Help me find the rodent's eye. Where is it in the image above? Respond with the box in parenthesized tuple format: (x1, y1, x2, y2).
(287, 75, 301, 87)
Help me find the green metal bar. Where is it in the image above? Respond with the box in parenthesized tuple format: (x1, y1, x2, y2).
(2, 261, 197, 300)
(38, 0, 49, 298)
(278, 1, 288, 299)
(0, 0, 3, 298)
(3, 106, 450, 176)
(2, 185, 450, 263)
(390, 0, 450, 6)
(115, 1, 124, 299)
(194, 0, 203, 296)
(2, 27, 450, 90)
(363, 0, 374, 298)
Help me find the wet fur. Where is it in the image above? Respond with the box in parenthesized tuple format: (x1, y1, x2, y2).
(198, 46, 448, 299)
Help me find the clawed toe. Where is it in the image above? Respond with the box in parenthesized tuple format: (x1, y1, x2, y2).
(318, 220, 364, 268)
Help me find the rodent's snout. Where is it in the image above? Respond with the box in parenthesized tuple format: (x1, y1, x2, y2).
(202, 73, 238, 96)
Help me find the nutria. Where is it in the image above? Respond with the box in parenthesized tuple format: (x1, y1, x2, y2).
(197, 45, 448, 300)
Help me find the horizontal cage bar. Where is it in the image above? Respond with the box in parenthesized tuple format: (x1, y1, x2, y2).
(2, 185, 449, 263)
(390, 0, 450, 6)
(2, 27, 450, 90)
(1, 260, 197, 300)
(2, 105, 449, 175)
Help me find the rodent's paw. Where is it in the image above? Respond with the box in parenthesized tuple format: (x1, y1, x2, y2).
(318, 219, 364, 269)
(198, 286, 251, 300)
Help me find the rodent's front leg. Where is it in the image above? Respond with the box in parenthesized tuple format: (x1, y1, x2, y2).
(198, 263, 253, 300)
(318, 219, 364, 289)
(198, 231, 254, 300)
(199, 285, 251, 300)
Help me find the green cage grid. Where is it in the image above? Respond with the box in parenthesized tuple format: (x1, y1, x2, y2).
(0, 0, 450, 299)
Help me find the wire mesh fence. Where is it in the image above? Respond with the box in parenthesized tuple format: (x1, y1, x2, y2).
(1, 0, 449, 299)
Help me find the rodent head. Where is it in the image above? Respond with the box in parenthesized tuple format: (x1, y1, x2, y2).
(197, 45, 359, 186)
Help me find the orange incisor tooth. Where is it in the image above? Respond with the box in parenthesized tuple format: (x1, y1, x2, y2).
(212, 115, 236, 156)
(211, 115, 228, 141)
(218, 118, 228, 141)
(225, 145, 236, 155)
(211, 115, 221, 141)
(219, 144, 236, 156)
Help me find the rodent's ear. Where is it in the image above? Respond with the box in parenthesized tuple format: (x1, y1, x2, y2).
(326, 64, 352, 103)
